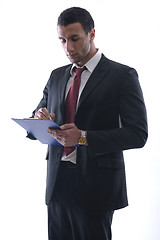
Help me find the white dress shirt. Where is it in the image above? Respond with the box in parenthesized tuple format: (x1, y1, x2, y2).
(61, 49, 102, 164)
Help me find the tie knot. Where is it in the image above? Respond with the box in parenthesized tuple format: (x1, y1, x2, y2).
(75, 66, 86, 77)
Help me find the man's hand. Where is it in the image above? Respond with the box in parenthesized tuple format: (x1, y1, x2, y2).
(34, 108, 55, 120)
(47, 123, 81, 147)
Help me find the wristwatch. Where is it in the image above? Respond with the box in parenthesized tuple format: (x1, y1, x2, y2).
(79, 130, 87, 145)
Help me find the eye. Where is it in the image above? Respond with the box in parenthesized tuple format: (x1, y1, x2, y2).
(59, 38, 66, 44)
(71, 37, 80, 42)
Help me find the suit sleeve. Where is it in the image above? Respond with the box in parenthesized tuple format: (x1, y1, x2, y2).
(26, 78, 50, 140)
(87, 68, 148, 158)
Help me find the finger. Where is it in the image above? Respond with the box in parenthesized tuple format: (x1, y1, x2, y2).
(35, 112, 47, 119)
(47, 129, 61, 136)
(34, 108, 48, 119)
(34, 111, 46, 119)
(47, 129, 64, 144)
(39, 108, 50, 119)
(47, 128, 55, 134)
(34, 112, 39, 119)
(60, 123, 75, 130)
(49, 113, 55, 121)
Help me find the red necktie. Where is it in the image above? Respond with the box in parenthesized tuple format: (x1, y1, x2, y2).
(64, 67, 86, 156)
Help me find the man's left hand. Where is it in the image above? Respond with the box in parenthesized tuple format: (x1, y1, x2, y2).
(47, 123, 81, 147)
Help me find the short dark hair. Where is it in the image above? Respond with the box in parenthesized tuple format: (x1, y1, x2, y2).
(57, 7, 95, 34)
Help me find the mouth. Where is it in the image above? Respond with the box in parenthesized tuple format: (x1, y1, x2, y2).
(67, 53, 77, 59)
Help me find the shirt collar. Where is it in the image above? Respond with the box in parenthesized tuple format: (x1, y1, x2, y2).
(70, 49, 102, 75)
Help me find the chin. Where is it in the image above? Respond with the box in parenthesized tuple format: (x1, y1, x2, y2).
(69, 59, 79, 64)
(68, 56, 84, 66)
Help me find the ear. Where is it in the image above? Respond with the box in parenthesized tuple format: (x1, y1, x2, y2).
(89, 29, 95, 41)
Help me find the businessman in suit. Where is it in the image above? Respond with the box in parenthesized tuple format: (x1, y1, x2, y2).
(28, 7, 148, 240)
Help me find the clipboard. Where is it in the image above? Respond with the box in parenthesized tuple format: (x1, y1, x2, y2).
(12, 118, 61, 145)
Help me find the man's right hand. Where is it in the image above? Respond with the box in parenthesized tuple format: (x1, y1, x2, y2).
(34, 108, 55, 120)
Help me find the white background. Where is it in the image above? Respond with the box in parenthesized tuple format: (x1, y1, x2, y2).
(0, 0, 160, 239)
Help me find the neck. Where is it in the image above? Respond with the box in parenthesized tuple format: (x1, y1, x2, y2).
(77, 46, 98, 66)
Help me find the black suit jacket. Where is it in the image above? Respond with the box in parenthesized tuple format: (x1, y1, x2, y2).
(28, 54, 148, 212)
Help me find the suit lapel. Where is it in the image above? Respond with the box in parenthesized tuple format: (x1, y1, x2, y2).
(76, 55, 109, 112)
(56, 55, 109, 121)
(58, 65, 72, 122)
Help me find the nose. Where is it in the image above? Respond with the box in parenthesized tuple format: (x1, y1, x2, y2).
(65, 40, 74, 53)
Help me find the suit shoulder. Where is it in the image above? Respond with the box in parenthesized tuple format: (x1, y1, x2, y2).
(50, 64, 71, 77)
(102, 54, 137, 74)
(101, 55, 139, 89)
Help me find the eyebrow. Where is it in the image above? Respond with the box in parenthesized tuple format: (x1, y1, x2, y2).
(58, 34, 80, 40)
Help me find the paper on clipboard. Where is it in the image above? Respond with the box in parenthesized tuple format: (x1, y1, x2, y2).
(12, 118, 61, 145)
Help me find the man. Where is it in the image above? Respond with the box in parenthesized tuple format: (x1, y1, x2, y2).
(28, 7, 148, 240)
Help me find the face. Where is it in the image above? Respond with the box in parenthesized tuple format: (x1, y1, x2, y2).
(57, 23, 96, 66)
